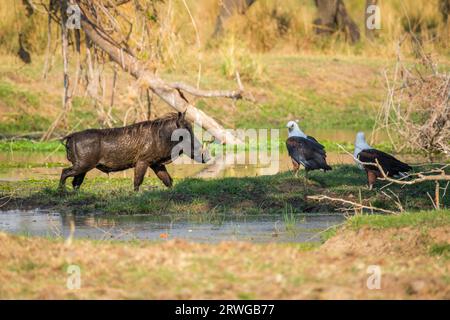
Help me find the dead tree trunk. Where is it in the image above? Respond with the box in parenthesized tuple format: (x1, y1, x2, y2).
(314, 0, 360, 43)
(80, 14, 243, 144)
(213, 0, 257, 37)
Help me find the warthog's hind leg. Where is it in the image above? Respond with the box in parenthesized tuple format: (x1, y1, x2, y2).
(134, 161, 148, 191)
(72, 172, 87, 190)
(59, 167, 74, 191)
(59, 166, 91, 192)
(151, 164, 173, 188)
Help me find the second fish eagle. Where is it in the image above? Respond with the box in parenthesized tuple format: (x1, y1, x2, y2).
(354, 132, 412, 189)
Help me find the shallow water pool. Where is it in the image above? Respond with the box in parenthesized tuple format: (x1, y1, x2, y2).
(0, 209, 345, 243)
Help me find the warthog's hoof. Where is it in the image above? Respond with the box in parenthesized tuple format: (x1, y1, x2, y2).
(57, 186, 68, 195)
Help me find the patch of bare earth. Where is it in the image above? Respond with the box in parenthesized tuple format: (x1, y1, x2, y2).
(0, 226, 448, 299)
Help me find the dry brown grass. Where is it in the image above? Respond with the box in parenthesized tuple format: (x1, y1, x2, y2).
(1, 225, 449, 299)
(2, 0, 448, 59)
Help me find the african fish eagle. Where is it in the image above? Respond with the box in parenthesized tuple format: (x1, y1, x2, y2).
(286, 121, 332, 177)
(354, 132, 412, 190)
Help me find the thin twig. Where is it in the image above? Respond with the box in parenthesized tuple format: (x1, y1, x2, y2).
(307, 195, 398, 215)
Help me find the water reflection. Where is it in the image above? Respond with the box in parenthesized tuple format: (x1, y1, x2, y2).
(0, 209, 345, 243)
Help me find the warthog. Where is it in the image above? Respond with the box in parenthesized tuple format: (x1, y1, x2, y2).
(60, 112, 210, 191)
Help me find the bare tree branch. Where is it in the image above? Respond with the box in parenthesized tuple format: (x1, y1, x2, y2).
(79, 10, 243, 144)
(307, 195, 398, 215)
(167, 72, 254, 101)
(167, 83, 242, 99)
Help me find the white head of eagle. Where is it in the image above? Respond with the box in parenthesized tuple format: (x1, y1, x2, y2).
(286, 120, 306, 138)
(354, 131, 372, 167)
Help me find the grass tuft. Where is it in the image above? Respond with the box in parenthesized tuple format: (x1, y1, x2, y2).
(348, 210, 450, 230)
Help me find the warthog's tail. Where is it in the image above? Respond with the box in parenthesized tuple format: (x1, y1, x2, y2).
(60, 134, 75, 163)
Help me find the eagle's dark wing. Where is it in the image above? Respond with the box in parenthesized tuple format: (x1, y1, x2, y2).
(286, 137, 331, 171)
(358, 149, 412, 176)
(307, 135, 325, 149)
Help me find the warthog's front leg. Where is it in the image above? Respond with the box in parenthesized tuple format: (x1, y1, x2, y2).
(151, 164, 173, 188)
(134, 161, 148, 191)
(59, 167, 72, 191)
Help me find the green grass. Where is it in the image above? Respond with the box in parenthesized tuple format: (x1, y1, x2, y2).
(235, 88, 377, 130)
(282, 204, 298, 232)
(429, 243, 450, 259)
(0, 81, 39, 107)
(1, 165, 448, 215)
(0, 114, 50, 136)
(0, 162, 65, 169)
(0, 140, 62, 152)
(320, 225, 339, 242)
(320, 209, 450, 244)
(0, 80, 51, 135)
(348, 210, 450, 230)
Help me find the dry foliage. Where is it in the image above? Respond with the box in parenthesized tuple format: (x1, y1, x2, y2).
(374, 40, 449, 156)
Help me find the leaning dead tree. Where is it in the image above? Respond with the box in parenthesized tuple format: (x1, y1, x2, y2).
(30, 0, 245, 144)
